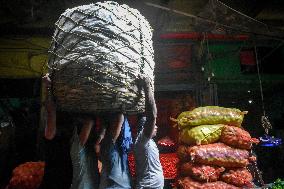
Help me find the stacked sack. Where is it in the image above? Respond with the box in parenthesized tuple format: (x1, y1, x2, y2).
(172, 106, 259, 189)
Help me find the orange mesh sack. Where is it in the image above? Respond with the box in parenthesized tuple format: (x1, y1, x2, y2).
(178, 176, 240, 189)
(220, 126, 259, 149)
(220, 168, 253, 188)
(179, 162, 225, 182)
(7, 162, 45, 189)
(188, 143, 254, 168)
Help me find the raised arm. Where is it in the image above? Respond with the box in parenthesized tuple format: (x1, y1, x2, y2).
(96, 123, 106, 145)
(94, 123, 106, 156)
(140, 76, 157, 139)
(43, 73, 57, 140)
(79, 117, 94, 146)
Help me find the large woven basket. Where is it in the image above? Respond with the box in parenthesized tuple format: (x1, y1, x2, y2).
(48, 1, 155, 114)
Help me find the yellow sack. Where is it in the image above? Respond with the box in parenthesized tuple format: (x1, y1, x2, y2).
(179, 124, 224, 145)
(171, 106, 247, 129)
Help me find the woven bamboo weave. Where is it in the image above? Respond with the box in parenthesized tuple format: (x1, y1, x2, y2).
(48, 1, 155, 114)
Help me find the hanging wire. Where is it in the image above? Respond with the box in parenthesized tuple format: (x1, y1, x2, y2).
(145, 2, 284, 41)
(204, 32, 214, 81)
(260, 41, 284, 62)
(254, 45, 265, 116)
(216, 0, 267, 27)
(254, 44, 273, 135)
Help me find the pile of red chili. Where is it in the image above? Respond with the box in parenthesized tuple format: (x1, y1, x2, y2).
(128, 153, 178, 179)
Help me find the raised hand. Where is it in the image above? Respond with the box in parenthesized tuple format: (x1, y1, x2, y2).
(42, 73, 52, 93)
(137, 74, 151, 90)
(42, 73, 56, 111)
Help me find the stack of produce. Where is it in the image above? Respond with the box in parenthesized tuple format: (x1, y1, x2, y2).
(7, 162, 45, 189)
(172, 106, 259, 189)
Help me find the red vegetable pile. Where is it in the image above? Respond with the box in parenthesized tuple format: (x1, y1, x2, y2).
(128, 153, 178, 179)
(7, 161, 45, 189)
(159, 153, 179, 179)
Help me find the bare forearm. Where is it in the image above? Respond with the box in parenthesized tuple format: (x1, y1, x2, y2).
(111, 113, 124, 142)
(45, 97, 56, 140)
(144, 82, 157, 138)
(96, 125, 106, 144)
(79, 118, 94, 146)
(145, 84, 157, 119)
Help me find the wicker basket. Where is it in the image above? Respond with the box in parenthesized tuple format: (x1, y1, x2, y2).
(48, 1, 155, 114)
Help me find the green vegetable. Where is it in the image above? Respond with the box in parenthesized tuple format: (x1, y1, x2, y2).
(271, 178, 284, 189)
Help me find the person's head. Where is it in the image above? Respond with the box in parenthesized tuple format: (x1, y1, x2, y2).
(137, 116, 158, 137)
(72, 114, 95, 132)
(137, 116, 146, 133)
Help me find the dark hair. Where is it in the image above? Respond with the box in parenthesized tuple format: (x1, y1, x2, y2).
(137, 116, 146, 133)
(101, 112, 124, 125)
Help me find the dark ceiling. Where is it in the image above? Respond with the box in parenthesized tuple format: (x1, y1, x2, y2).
(218, 0, 284, 27)
(0, 0, 284, 38)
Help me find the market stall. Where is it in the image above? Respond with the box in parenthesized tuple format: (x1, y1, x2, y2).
(1, 0, 284, 189)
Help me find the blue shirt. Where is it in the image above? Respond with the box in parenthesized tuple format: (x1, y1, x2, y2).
(70, 126, 99, 189)
(99, 135, 132, 189)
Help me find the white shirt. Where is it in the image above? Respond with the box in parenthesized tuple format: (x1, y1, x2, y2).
(134, 129, 164, 189)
